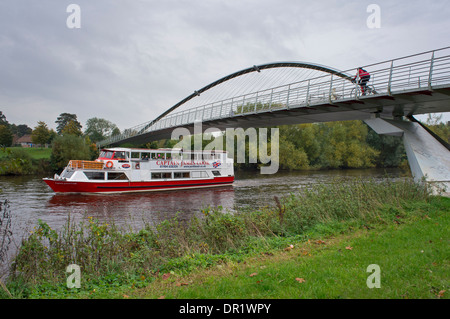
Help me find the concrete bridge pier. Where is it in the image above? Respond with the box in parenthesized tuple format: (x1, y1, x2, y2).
(364, 117, 450, 196)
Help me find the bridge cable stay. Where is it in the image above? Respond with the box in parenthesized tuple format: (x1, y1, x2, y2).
(99, 46, 450, 149)
(134, 62, 353, 135)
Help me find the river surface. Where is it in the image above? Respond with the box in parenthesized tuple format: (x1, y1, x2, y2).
(0, 168, 408, 272)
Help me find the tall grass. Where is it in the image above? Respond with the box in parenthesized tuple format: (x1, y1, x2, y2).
(7, 178, 432, 296)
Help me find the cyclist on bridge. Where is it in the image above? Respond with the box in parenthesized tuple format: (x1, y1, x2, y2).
(352, 67, 371, 95)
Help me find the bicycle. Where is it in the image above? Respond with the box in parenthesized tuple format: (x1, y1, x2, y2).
(350, 83, 378, 98)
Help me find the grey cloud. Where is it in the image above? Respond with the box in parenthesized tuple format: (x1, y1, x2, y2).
(0, 0, 449, 129)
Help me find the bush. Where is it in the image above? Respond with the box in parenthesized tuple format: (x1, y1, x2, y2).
(7, 178, 433, 297)
(0, 148, 34, 175)
(50, 135, 92, 171)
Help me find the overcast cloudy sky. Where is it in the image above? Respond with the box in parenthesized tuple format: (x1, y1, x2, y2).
(1, 0, 449, 131)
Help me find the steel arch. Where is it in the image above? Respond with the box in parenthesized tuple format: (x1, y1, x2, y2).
(142, 62, 352, 132)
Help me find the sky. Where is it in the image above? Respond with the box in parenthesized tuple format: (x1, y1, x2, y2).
(1, 0, 449, 132)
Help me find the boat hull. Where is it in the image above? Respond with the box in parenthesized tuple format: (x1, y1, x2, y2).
(43, 176, 234, 194)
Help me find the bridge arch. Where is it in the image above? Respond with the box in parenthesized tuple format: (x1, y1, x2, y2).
(148, 61, 353, 129)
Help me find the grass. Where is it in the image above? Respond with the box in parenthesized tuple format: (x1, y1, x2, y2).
(0, 147, 52, 175)
(1, 178, 448, 299)
(0, 147, 52, 160)
(138, 201, 448, 299)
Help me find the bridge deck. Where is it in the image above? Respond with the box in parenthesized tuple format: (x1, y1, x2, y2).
(99, 47, 450, 147)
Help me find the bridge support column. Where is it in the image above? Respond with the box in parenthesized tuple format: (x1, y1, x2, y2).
(364, 117, 450, 196)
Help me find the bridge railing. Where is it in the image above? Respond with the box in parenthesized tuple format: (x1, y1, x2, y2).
(99, 47, 450, 147)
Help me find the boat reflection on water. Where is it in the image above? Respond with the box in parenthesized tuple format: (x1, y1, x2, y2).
(46, 185, 236, 229)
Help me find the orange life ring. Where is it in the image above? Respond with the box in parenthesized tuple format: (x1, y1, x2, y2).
(105, 161, 113, 168)
(135, 163, 140, 169)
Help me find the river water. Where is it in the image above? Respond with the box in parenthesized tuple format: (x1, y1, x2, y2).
(0, 168, 408, 272)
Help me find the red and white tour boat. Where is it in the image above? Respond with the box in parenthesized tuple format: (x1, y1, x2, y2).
(43, 147, 234, 193)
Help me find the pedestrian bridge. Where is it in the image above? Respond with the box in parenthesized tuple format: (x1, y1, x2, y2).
(99, 47, 450, 146)
(98, 47, 450, 190)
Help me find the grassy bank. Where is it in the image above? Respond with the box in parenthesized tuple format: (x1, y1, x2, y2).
(1, 178, 448, 299)
(0, 147, 52, 160)
(0, 147, 52, 175)
(136, 201, 448, 299)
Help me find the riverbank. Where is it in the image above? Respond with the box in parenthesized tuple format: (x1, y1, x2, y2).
(132, 198, 449, 299)
(0, 147, 52, 175)
(1, 178, 448, 299)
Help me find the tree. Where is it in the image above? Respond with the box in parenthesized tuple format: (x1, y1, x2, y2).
(10, 124, 32, 137)
(278, 136, 309, 170)
(31, 121, 51, 146)
(55, 113, 82, 134)
(84, 117, 120, 143)
(61, 120, 83, 137)
(425, 114, 450, 144)
(0, 125, 13, 147)
(50, 135, 92, 171)
(0, 111, 8, 126)
(366, 129, 406, 167)
(48, 129, 58, 144)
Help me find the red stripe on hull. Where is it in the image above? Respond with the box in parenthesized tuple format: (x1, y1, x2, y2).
(43, 176, 234, 193)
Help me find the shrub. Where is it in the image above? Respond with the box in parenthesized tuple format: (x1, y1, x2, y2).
(50, 135, 92, 171)
(0, 148, 34, 175)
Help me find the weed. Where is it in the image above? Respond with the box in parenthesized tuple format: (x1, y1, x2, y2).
(2, 178, 440, 298)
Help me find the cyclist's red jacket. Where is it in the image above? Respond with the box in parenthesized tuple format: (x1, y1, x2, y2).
(353, 68, 370, 82)
(359, 68, 370, 77)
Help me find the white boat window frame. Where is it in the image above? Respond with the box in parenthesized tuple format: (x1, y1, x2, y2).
(84, 171, 106, 180)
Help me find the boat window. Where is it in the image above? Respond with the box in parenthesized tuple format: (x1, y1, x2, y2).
(141, 152, 150, 160)
(113, 151, 127, 160)
(61, 170, 74, 179)
(192, 171, 208, 178)
(162, 172, 172, 179)
(151, 172, 162, 179)
(107, 172, 128, 180)
(165, 153, 172, 160)
(203, 154, 212, 160)
(84, 172, 105, 180)
(174, 172, 190, 179)
(100, 151, 113, 159)
(131, 152, 140, 159)
(212, 171, 221, 176)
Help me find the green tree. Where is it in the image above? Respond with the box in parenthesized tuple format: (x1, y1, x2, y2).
(0, 111, 8, 126)
(279, 124, 321, 166)
(50, 135, 92, 171)
(10, 124, 32, 137)
(0, 125, 13, 147)
(55, 113, 82, 135)
(61, 120, 83, 137)
(321, 121, 379, 169)
(278, 121, 379, 170)
(278, 136, 309, 170)
(84, 117, 120, 143)
(31, 121, 51, 146)
(425, 114, 450, 144)
(48, 129, 58, 144)
(0, 148, 34, 175)
(366, 129, 406, 167)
